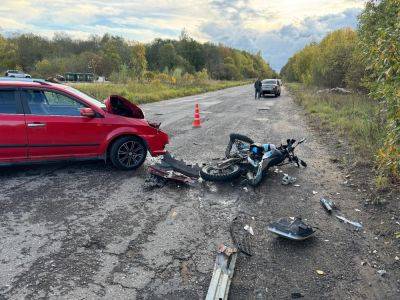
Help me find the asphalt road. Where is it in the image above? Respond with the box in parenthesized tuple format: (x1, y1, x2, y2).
(0, 85, 398, 299)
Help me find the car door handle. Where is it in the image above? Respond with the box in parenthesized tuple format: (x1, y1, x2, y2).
(27, 122, 46, 128)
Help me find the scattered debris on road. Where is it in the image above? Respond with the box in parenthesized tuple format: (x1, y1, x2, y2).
(282, 174, 297, 185)
(335, 215, 363, 229)
(320, 198, 336, 213)
(244, 225, 254, 236)
(316, 270, 325, 276)
(230, 215, 253, 256)
(143, 174, 167, 190)
(206, 243, 238, 300)
(148, 152, 201, 185)
(312, 191, 318, 195)
(291, 291, 304, 298)
(217, 243, 238, 258)
(267, 217, 316, 241)
(377, 270, 387, 277)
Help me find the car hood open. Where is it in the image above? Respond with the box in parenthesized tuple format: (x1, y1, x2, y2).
(104, 95, 144, 119)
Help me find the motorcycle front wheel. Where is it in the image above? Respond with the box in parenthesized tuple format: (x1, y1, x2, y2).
(200, 164, 241, 182)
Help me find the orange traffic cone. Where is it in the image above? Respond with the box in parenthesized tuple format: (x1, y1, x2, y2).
(192, 103, 201, 128)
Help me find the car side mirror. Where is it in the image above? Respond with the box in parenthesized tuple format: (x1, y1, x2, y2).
(80, 108, 96, 118)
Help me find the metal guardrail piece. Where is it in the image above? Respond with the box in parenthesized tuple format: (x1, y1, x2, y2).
(206, 252, 237, 300)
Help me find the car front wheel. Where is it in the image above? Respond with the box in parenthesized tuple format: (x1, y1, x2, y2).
(110, 136, 147, 170)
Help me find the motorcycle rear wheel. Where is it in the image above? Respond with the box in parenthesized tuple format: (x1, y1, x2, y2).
(200, 164, 241, 182)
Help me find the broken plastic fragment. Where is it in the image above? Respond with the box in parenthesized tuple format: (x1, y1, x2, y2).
(312, 191, 318, 195)
(291, 292, 304, 298)
(282, 174, 297, 185)
(336, 215, 363, 229)
(267, 217, 315, 241)
(316, 270, 325, 275)
(377, 270, 387, 277)
(244, 225, 254, 236)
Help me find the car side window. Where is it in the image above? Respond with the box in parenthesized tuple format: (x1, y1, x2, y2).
(23, 90, 86, 116)
(0, 90, 18, 114)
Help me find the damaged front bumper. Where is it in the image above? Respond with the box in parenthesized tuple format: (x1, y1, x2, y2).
(146, 130, 169, 156)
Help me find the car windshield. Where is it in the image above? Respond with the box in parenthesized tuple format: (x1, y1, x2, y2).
(64, 86, 106, 108)
(263, 80, 277, 84)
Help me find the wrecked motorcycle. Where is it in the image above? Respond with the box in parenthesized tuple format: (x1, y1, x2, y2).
(200, 133, 307, 186)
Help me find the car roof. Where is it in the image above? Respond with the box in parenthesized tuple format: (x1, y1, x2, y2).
(0, 77, 66, 90)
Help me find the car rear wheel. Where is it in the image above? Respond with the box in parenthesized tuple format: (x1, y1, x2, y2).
(110, 136, 147, 170)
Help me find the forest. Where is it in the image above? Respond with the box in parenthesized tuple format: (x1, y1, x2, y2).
(281, 0, 399, 183)
(0, 31, 276, 81)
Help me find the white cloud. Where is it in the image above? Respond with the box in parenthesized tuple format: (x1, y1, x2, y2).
(0, 0, 365, 69)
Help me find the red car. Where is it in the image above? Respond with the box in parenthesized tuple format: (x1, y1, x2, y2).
(0, 78, 169, 170)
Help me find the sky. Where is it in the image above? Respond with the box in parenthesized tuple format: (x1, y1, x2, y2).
(0, 0, 366, 70)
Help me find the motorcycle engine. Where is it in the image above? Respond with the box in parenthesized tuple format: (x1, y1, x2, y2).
(249, 143, 265, 161)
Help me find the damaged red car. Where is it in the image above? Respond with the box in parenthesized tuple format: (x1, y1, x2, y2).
(0, 78, 169, 170)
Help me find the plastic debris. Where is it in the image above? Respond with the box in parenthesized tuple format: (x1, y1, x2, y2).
(267, 217, 315, 241)
(244, 225, 254, 236)
(320, 198, 335, 213)
(395, 232, 400, 239)
(294, 184, 301, 187)
(395, 256, 399, 261)
(230, 215, 253, 256)
(316, 270, 325, 275)
(282, 174, 297, 185)
(336, 215, 363, 229)
(291, 292, 304, 298)
(377, 270, 387, 277)
(312, 191, 318, 195)
(148, 152, 201, 185)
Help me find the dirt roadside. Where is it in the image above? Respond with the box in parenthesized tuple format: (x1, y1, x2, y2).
(0, 85, 398, 299)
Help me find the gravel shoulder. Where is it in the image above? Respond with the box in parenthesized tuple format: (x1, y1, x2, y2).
(0, 85, 398, 299)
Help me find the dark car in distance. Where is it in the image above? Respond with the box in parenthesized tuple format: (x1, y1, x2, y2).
(261, 79, 282, 97)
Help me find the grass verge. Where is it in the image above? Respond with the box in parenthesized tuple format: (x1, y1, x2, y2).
(72, 80, 250, 105)
(286, 83, 384, 162)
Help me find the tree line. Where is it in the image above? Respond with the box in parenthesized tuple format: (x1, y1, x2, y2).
(280, 28, 364, 90)
(281, 0, 399, 182)
(0, 31, 276, 81)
